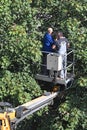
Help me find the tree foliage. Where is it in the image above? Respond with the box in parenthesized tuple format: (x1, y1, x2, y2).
(0, 0, 42, 106)
(31, 0, 87, 129)
(0, 0, 87, 130)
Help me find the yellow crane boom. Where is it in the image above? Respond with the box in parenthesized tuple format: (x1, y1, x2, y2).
(0, 92, 58, 130)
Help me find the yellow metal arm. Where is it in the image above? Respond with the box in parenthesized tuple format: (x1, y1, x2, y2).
(0, 112, 16, 130)
(0, 92, 58, 130)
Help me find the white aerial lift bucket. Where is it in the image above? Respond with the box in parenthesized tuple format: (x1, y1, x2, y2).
(47, 53, 62, 71)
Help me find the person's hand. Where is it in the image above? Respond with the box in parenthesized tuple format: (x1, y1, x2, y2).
(67, 43, 70, 48)
(52, 45, 56, 49)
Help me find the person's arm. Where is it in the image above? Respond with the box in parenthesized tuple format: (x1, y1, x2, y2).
(47, 34, 54, 45)
(66, 38, 70, 48)
(52, 40, 60, 51)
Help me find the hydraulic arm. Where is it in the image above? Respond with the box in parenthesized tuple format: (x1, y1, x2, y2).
(0, 92, 58, 130)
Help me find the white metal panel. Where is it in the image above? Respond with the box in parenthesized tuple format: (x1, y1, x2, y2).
(47, 53, 62, 71)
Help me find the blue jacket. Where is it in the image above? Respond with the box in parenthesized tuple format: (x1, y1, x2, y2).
(42, 33, 54, 52)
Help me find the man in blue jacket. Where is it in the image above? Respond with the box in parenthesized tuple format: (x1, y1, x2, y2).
(42, 27, 54, 52)
(42, 28, 54, 75)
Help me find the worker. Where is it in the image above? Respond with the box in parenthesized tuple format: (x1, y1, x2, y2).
(42, 27, 54, 75)
(42, 27, 54, 52)
(53, 31, 70, 79)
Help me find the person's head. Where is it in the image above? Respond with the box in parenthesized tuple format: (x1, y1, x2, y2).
(58, 31, 63, 38)
(52, 31, 58, 40)
(48, 27, 53, 35)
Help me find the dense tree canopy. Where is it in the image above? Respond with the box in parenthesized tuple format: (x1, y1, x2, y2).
(0, 0, 87, 130)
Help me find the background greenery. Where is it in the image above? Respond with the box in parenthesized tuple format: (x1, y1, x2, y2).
(0, 0, 87, 130)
